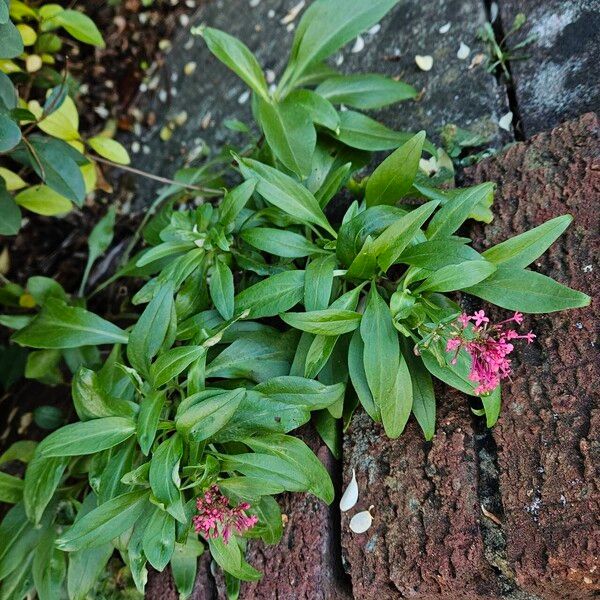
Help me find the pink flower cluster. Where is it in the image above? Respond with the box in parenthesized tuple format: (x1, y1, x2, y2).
(446, 310, 535, 395)
(193, 485, 258, 543)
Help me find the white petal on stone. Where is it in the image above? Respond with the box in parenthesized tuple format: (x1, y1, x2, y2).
(439, 22, 451, 34)
(367, 24, 381, 36)
(351, 35, 365, 53)
(498, 111, 513, 131)
(490, 2, 499, 22)
(415, 55, 433, 71)
(349, 509, 373, 534)
(457, 42, 470, 60)
(340, 469, 359, 512)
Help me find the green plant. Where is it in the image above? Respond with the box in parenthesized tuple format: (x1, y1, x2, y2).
(478, 12, 535, 80)
(0, 0, 130, 235)
(0, 0, 590, 598)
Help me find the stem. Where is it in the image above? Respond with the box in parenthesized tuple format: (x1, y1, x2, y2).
(90, 155, 225, 196)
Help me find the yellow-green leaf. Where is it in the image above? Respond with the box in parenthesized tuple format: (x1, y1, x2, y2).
(88, 136, 130, 165)
(15, 185, 72, 216)
(37, 95, 79, 140)
(0, 167, 27, 191)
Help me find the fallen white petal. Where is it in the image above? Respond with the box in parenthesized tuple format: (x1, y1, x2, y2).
(280, 0, 305, 24)
(415, 55, 433, 71)
(457, 42, 470, 60)
(350, 509, 373, 534)
(340, 469, 359, 512)
(439, 22, 451, 34)
(498, 111, 513, 131)
(351, 35, 365, 53)
(490, 2, 499, 22)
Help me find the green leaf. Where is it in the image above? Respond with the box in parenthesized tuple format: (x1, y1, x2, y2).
(482, 386, 501, 428)
(200, 26, 268, 99)
(254, 376, 344, 408)
(136, 389, 165, 456)
(80, 206, 116, 294)
(380, 353, 413, 438)
(208, 537, 262, 582)
(15, 185, 72, 216)
(149, 439, 184, 514)
(0, 183, 21, 235)
(463, 266, 590, 313)
(235, 270, 305, 318)
(12, 299, 128, 349)
(241, 227, 321, 258)
(23, 455, 68, 523)
(281, 309, 361, 335)
(242, 434, 334, 503)
(0, 113, 21, 152)
(286, 89, 340, 131)
(0, 440, 37, 465)
(371, 200, 439, 272)
(175, 388, 245, 441)
(0, 19, 24, 59)
(29, 137, 87, 206)
(72, 367, 135, 421)
(206, 332, 295, 382)
(304, 254, 336, 311)
(67, 494, 113, 600)
(88, 137, 130, 165)
(365, 131, 426, 206)
(257, 97, 316, 178)
(37, 416, 136, 457)
(482, 215, 572, 269)
(360, 285, 399, 409)
(51, 9, 105, 47)
(346, 234, 378, 280)
(151, 346, 206, 388)
(32, 527, 66, 600)
(335, 110, 419, 151)
(426, 183, 494, 239)
(337, 204, 405, 267)
(142, 507, 176, 571)
(127, 282, 174, 375)
(404, 346, 436, 440)
(0, 472, 23, 504)
(316, 74, 417, 109)
(315, 162, 351, 209)
(414, 260, 496, 293)
(171, 536, 204, 600)
(284, 0, 400, 85)
(209, 259, 234, 320)
(238, 157, 334, 235)
(56, 490, 149, 551)
(398, 239, 481, 269)
(219, 180, 256, 227)
(135, 240, 194, 268)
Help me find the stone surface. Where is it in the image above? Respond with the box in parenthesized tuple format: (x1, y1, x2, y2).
(342, 392, 505, 600)
(125, 0, 505, 201)
(464, 112, 599, 599)
(500, 0, 600, 136)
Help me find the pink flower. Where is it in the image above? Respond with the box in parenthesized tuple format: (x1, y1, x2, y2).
(445, 310, 535, 395)
(472, 310, 489, 327)
(193, 485, 258, 543)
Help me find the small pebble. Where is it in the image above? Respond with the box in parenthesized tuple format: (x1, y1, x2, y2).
(265, 69, 276, 83)
(267, 9, 275, 18)
(415, 55, 433, 71)
(249, 0, 260, 6)
(439, 22, 451, 34)
(142, 145, 151, 155)
(582, 264, 593, 272)
(179, 14, 190, 27)
(184, 39, 194, 50)
(184, 61, 197, 76)
(131, 141, 141, 154)
(158, 89, 168, 102)
(281, 0, 305, 24)
(490, 2, 499, 22)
